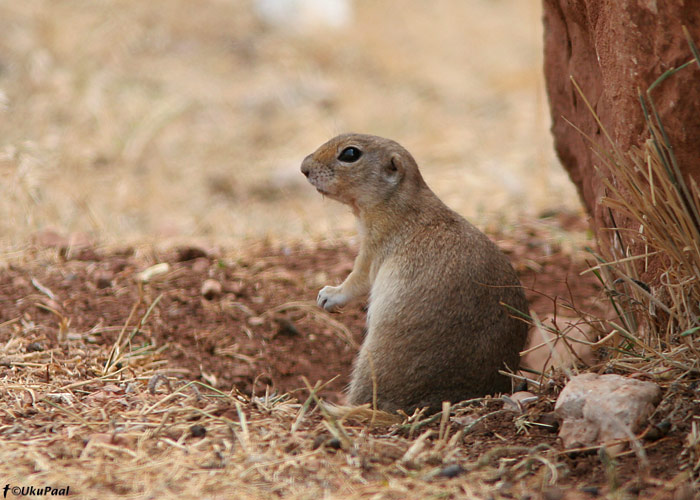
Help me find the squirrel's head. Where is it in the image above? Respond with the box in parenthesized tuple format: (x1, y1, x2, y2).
(300, 133, 425, 214)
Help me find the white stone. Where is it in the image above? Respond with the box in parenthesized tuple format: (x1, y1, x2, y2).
(554, 373, 661, 449)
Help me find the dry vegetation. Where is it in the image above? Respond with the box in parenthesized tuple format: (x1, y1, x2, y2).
(1, 1, 699, 499)
(0, 0, 579, 248)
(0, 216, 694, 499)
(0, 231, 659, 499)
(567, 32, 700, 382)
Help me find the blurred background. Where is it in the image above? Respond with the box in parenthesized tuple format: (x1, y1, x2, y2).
(0, 0, 582, 248)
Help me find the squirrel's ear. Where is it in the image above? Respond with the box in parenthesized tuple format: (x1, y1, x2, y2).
(384, 154, 403, 182)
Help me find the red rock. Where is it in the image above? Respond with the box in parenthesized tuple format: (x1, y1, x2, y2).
(543, 1, 700, 270)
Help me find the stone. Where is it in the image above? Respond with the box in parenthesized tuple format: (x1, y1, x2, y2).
(554, 373, 662, 449)
(26, 342, 45, 352)
(201, 279, 222, 300)
(189, 424, 207, 438)
(520, 315, 596, 373)
(437, 464, 465, 478)
(136, 263, 170, 283)
(510, 390, 537, 405)
(503, 391, 538, 412)
(94, 270, 113, 289)
(543, 0, 700, 275)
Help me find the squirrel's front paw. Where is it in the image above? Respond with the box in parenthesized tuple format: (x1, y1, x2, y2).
(317, 285, 349, 312)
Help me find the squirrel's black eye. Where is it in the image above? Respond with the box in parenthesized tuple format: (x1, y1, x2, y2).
(338, 146, 362, 163)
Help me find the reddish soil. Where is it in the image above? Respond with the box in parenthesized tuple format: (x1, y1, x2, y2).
(1, 227, 602, 402)
(0, 216, 696, 495)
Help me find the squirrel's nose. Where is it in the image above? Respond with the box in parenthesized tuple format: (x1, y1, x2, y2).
(301, 157, 311, 178)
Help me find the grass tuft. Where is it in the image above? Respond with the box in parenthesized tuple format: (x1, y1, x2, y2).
(566, 29, 700, 490)
(570, 30, 700, 369)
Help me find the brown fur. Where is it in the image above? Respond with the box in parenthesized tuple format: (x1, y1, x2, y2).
(301, 134, 529, 413)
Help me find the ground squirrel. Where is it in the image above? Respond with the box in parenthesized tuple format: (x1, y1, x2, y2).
(301, 134, 528, 413)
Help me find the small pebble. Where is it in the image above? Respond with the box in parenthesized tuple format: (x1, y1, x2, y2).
(137, 263, 170, 282)
(275, 318, 299, 337)
(543, 487, 564, 500)
(312, 434, 327, 450)
(189, 424, 207, 438)
(510, 390, 538, 407)
(537, 412, 560, 432)
(95, 271, 113, 289)
(643, 420, 671, 441)
(327, 438, 342, 450)
(26, 342, 45, 352)
(580, 485, 600, 496)
(201, 279, 222, 300)
(437, 464, 464, 478)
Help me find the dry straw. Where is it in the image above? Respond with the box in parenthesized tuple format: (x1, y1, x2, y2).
(0, 245, 570, 499)
(568, 28, 700, 384)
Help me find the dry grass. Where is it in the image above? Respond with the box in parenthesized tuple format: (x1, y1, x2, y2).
(570, 32, 700, 376)
(0, 219, 695, 498)
(0, 257, 560, 500)
(1, 2, 699, 498)
(0, 0, 580, 249)
(550, 31, 700, 490)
